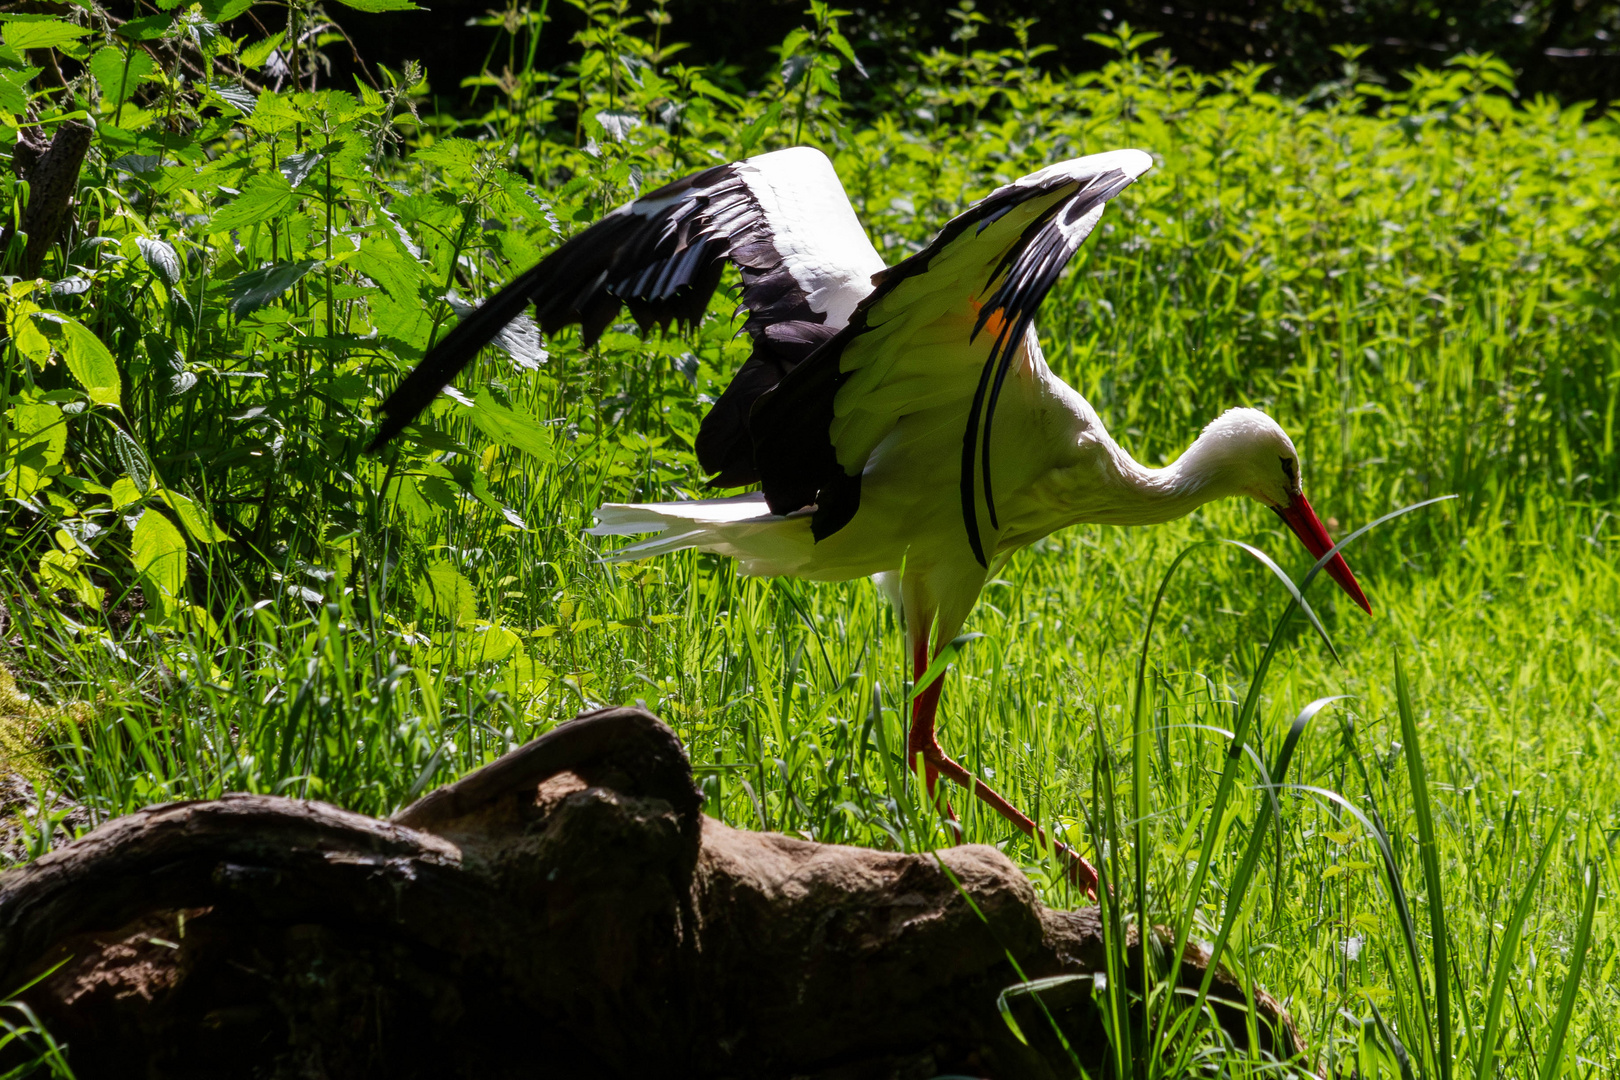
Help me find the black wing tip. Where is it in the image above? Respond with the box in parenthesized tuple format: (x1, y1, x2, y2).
(366, 349, 472, 454)
(367, 404, 416, 453)
(956, 165, 1143, 559)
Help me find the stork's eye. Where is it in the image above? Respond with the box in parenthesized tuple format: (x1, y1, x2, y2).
(1280, 457, 1298, 486)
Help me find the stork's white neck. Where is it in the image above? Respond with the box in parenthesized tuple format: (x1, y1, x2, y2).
(1097, 437, 1230, 525)
(1063, 408, 1289, 528)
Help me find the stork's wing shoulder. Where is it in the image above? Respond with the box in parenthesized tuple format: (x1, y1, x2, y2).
(369, 147, 885, 454)
(750, 149, 1152, 563)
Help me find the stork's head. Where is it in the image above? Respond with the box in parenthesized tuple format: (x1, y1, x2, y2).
(1197, 408, 1373, 614)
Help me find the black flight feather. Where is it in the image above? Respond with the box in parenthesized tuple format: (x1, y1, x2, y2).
(960, 168, 1134, 563)
(367, 161, 824, 456)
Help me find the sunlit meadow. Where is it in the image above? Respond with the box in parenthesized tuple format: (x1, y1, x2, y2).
(0, 2, 1616, 1074)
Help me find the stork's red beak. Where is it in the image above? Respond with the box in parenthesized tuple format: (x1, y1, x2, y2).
(1273, 494, 1373, 614)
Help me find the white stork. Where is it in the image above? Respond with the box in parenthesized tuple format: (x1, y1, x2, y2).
(371, 146, 1371, 891)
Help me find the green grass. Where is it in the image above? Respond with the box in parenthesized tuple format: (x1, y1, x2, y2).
(1, 3, 1617, 1075)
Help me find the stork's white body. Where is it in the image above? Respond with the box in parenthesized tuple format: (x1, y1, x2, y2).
(590, 147, 1207, 643)
(375, 144, 1369, 888)
(593, 329, 1259, 640)
(598, 332, 1090, 605)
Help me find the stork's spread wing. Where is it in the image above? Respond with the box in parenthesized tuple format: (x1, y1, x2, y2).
(368, 146, 886, 477)
(751, 149, 1153, 566)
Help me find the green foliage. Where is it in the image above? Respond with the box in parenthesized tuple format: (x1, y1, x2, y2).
(0, 2, 1615, 1074)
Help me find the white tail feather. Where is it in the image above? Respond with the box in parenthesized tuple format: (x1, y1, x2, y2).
(588, 494, 775, 535)
(587, 494, 817, 575)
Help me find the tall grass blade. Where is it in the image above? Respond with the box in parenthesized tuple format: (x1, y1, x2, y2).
(1091, 715, 1136, 1079)
(1219, 539, 1338, 661)
(1537, 861, 1599, 1080)
(1475, 809, 1565, 1080)
(1289, 783, 1437, 1072)
(1160, 496, 1454, 1047)
(0, 998, 75, 1079)
(1130, 539, 1213, 1069)
(910, 632, 985, 701)
(1192, 696, 1349, 1012)
(1369, 997, 1420, 1080)
(1393, 649, 1452, 1079)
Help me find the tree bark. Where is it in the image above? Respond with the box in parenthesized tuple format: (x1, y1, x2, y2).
(4, 119, 92, 280)
(0, 707, 1303, 1078)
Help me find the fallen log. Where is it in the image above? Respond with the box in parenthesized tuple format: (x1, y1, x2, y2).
(0, 707, 1302, 1078)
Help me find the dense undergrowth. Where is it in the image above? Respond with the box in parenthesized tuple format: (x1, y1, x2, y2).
(0, 0, 1616, 1075)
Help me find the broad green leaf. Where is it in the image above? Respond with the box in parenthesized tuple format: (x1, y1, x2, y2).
(1, 403, 66, 498)
(208, 172, 297, 231)
(393, 476, 436, 527)
(223, 259, 320, 318)
(440, 459, 504, 512)
(207, 81, 258, 115)
(1, 18, 92, 52)
(415, 137, 481, 173)
(332, 0, 421, 12)
(594, 109, 641, 142)
(132, 507, 188, 613)
(447, 295, 544, 369)
(471, 389, 554, 462)
(462, 624, 520, 665)
(737, 100, 782, 156)
(7, 304, 50, 364)
(112, 152, 162, 175)
(827, 31, 867, 78)
(110, 475, 148, 509)
(237, 32, 284, 70)
(181, 14, 223, 56)
(38, 549, 103, 608)
(354, 236, 428, 304)
(161, 488, 229, 544)
(143, 333, 194, 395)
(45, 318, 122, 407)
(117, 14, 175, 40)
(395, 473, 465, 527)
(0, 66, 39, 115)
(201, 0, 255, 21)
(278, 148, 324, 188)
(241, 89, 302, 134)
(109, 427, 152, 491)
(370, 291, 434, 355)
(136, 236, 182, 286)
(88, 46, 156, 107)
(416, 560, 475, 625)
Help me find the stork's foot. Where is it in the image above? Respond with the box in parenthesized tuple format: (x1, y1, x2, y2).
(907, 736, 1098, 901)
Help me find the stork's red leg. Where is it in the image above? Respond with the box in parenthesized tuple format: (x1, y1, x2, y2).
(909, 637, 958, 825)
(906, 641, 1096, 896)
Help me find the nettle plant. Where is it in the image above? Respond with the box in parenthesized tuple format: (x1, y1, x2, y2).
(0, 3, 548, 636)
(0, 1, 871, 667)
